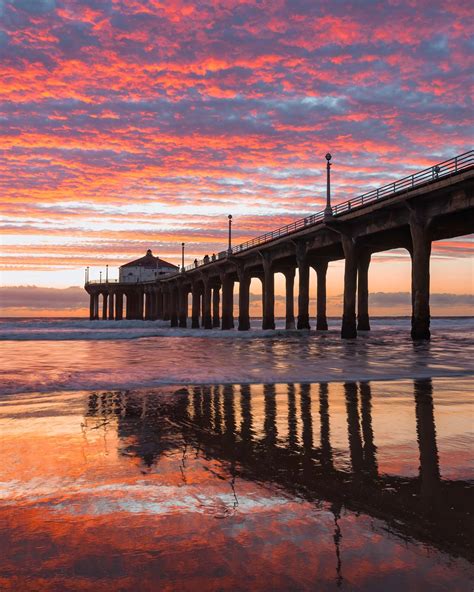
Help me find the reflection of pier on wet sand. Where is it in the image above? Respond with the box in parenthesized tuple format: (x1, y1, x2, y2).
(86, 379, 473, 562)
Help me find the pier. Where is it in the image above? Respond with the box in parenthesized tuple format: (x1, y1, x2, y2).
(85, 151, 474, 339)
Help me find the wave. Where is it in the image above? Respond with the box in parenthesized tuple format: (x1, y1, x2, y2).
(0, 317, 472, 341)
(1, 319, 473, 396)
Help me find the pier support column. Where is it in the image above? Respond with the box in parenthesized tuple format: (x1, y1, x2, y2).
(137, 290, 144, 320)
(357, 252, 371, 331)
(115, 292, 123, 320)
(261, 255, 275, 330)
(127, 293, 134, 320)
(341, 236, 357, 339)
(149, 289, 156, 320)
(144, 290, 152, 320)
(89, 294, 95, 320)
(156, 289, 163, 320)
(284, 268, 295, 329)
(191, 285, 201, 328)
(150, 288, 158, 320)
(125, 292, 131, 319)
(170, 286, 178, 327)
(238, 272, 251, 331)
(102, 293, 108, 320)
(178, 284, 188, 328)
(108, 291, 115, 320)
(410, 215, 431, 340)
(202, 278, 212, 329)
(212, 287, 220, 327)
(297, 250, 311, 330)
(221, 274, 234, 330)
(314, 261, 328, 330)
(162, 289, 170, 321)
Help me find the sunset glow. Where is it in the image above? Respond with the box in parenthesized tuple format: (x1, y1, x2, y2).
(0, 0, 472, 314)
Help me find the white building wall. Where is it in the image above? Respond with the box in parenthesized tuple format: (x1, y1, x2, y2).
(119, 266, 175, 283)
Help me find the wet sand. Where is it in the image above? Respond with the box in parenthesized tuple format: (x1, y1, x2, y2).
(0, 378, 472, 591)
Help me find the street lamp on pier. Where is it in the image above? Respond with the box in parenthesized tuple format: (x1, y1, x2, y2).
(324, 152, 333, 219)
(227, 214, 233, 254)
(181, 242, 185, 272)
(85, 266, 89, 284)
(106, 264, 109, 283)
(99, 271, 102, 284)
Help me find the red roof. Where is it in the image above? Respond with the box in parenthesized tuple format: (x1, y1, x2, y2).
(120, 249, 178, 269)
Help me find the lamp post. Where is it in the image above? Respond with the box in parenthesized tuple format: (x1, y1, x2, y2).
(85, 266, 89, 284)
(324, 152, 333, 219)
(106, 264, 109, 283)
(227, 214, 233, 254)
(181, 242, 185, 272)
(99, 271, 102, 284)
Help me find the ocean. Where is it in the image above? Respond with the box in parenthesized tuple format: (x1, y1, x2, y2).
(0, 317, 473, 591)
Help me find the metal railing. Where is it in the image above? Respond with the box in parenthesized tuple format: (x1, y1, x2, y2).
(177, 150, 473, 274)
(85, 278, 164, 286)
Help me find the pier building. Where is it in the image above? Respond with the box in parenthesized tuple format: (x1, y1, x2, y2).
(119, 250, 177, 283)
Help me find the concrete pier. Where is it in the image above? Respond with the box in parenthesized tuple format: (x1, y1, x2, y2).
(85, 152, 474, 340)
(341, 236, 357, 339)
(170, 286, 178, 327)
(220, 274, 234, 330)
(297, 244, 311, 330)
(315, 261, 328, 330)
(357, 252, 371, 331)
(261, 254, 275, 330)
(410, 213, 431, 340)
(284, 268, 295, 330)
(238, 271, 251, 331)
(202, 277, 212, 330)
(212, 287, 220, 327)
(178, 284, 188, 328)
(191, 284, 201, 328)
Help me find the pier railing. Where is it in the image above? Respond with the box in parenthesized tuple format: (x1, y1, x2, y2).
(182, 150, 473, 272)
(87, 279, 119, 285)
(86, 279, 163, 286)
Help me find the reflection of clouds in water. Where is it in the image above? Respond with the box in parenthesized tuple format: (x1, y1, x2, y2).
(0, 379, 473, 590)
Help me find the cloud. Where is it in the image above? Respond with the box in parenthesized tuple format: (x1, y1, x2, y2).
(0, 285, 88, 310)
(0, 0, 472, 284)
(7, 0, 56, 14)
(369, 292, 473, 308)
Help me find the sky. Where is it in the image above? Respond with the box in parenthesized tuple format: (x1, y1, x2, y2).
(0, 0, 472, 316)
